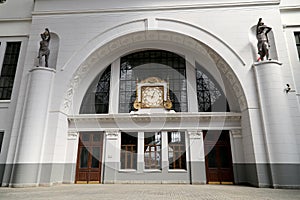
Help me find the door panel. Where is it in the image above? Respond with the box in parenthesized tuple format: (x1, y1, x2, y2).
(204, 130, 234, 184)
(76, 132, 103, 184)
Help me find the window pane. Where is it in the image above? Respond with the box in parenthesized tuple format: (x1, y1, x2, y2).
(80, 65, 111, 114)
(80, 147, 88, 168)
(120, 132, 137, 169)
(207, 146, 217, 168)
(294, 32, 300, 60)
(0, 131, 3, 153)
(119, 50, 187, 113)
(168, 131, 186, 170)
(196, 63, 229, 112)
(0, 42, 21, 100)
(91, 147, 100, 168)
(144, 132, 161, 169)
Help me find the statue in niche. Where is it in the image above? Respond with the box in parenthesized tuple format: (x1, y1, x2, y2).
(256, 18, 272, 61)
(38, 28, 50, 67)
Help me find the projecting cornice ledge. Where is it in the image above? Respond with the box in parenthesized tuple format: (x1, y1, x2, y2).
(32, 0, 280, 16)
(68, 112, 242, 131)
(69, 112, 240, 121)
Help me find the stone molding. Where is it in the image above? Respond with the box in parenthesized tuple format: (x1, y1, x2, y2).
(188, 130, 203, 139)
(62, 29, 247, 113)
(67, 130, 78, 140)
(230, 129, 242, 138)
(105, 130, 120, 140)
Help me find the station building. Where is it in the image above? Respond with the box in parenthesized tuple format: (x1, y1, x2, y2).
(0, 0, 299, 188)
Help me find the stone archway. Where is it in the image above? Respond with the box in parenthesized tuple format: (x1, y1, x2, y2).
(62, 30, 247, 115)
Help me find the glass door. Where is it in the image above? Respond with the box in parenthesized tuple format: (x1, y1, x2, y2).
(76, 132, 103, 184)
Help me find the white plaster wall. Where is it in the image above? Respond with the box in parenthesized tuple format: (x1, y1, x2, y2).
(20, 4, 289, 168)
(27, 6, 286, 115)
(1, 0, 299, 175)
(280, 1, 300, 157)
(0, 0, 33, 19)
(0, 0, 33, 37)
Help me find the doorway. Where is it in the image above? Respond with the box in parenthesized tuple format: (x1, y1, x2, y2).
(75, 132, 103, 184)
(204, 130, 234, 184)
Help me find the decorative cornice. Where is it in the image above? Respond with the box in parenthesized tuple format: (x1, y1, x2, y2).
(280, 5, 300, 11)
(68, 112, 242, 123)
(0, 18, 31, 22)
(188, 130, 203, 139)
(32, 1, 280, 16)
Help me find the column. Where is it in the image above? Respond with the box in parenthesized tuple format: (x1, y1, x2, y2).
(185, 55, 198, 112)
(188, 130, 206, 184)
(253, 60, 299, 187)
(11, 67, 56, 187)
(161, 131, 169, 174)
(137, 132, 144, 173)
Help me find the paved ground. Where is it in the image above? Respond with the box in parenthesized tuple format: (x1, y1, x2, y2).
(0, 184, 300, 200)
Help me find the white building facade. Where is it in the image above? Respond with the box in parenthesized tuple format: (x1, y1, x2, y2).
(0, 0, 299, 188)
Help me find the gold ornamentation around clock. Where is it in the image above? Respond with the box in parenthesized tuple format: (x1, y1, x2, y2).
(141, 86, 164, 108)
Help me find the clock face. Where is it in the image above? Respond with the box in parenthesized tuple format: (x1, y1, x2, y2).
(141, 86, 164, 108)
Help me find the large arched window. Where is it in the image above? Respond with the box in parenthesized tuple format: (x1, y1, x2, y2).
(80, 65, 111, 114)
(196, 64, 229, 112)
(119, 50, 187, 113)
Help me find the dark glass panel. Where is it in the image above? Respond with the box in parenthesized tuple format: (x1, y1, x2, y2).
(80, 147, 88, 168)
(80, 65, 111, 114)
(208, 146, 217, 168)
(91, 147, 100, 168)
(0, 42, 21, 100)
(196, 63, 229, 112)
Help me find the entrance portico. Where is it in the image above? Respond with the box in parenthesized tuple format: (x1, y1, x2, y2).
(69, 112, 241, 184)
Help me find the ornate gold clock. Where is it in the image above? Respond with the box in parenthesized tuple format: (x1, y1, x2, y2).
(133, 77, 172, 110)
(141, 86, 164, 108)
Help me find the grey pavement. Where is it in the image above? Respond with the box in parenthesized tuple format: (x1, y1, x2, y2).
(0, 184, 300, 200)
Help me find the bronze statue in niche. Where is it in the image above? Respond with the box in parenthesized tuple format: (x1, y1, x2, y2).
(256, 18, 272, 61)
(38, 28, 51, 67)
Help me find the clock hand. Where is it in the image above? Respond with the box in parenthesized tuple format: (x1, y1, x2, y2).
(151, 91, 155, 98)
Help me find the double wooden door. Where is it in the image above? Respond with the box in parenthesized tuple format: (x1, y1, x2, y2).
(76, 132, 103, 184)
(204, 130, 234, 184)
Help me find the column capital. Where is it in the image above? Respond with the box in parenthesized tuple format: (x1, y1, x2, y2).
(67, 130, 78, 140)
(105, 130, 120, 140)
(230, 129, 242, 138)
(188, 130, 203, 139)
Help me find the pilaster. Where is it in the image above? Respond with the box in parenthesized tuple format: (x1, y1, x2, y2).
(188, 130, 206, 184)
(103, 130, 120, 183)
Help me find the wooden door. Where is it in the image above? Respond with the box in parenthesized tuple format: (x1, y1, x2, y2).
(76, 132, 103, 184)
(204, 130, 234, 184)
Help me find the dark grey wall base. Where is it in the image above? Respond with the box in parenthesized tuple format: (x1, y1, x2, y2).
(0, 163, 76, 187)
(103, 162, 191, 184)
(233, 163, 300, 188)
(189, 161, 206, 184)
(2, 162, 300, 188)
